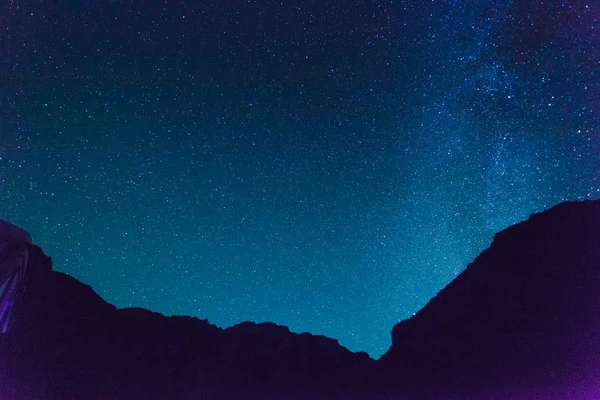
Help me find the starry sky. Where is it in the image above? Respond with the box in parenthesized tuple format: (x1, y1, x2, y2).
(1, 0, 599, 358)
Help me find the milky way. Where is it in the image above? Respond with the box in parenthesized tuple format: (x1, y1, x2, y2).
(1, 1, 599, 357)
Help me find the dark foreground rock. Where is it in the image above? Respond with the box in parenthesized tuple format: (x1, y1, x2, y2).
(1, 200, 600, 399)
(0, 244, 373, 399)
(378, 200, 600, 399)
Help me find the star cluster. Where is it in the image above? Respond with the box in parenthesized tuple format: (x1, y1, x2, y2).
(1, 0, 599, 358)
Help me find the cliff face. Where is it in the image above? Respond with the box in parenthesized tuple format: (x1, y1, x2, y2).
(2, 200, 600, 399)
(379, 200, 600, 398)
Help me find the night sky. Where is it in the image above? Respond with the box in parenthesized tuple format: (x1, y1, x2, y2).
(1, 1, 599, 358)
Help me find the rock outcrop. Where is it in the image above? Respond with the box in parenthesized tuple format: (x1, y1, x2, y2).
(0, 239, 373, 400)
(379, 200, 600, 398)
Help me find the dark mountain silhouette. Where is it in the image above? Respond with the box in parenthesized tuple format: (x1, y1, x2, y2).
(1, 199, 600, 399)
(0, 244, 373, 400)
(378, 200, 600, 399)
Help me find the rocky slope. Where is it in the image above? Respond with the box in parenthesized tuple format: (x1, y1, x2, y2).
(378, 200, 600, 398)
(0, 245, 373, 399)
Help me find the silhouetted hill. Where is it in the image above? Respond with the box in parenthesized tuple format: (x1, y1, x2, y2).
(0, 244, 373, 399)
(2, 200, 600, 399)
(378, 200, 600, 398)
